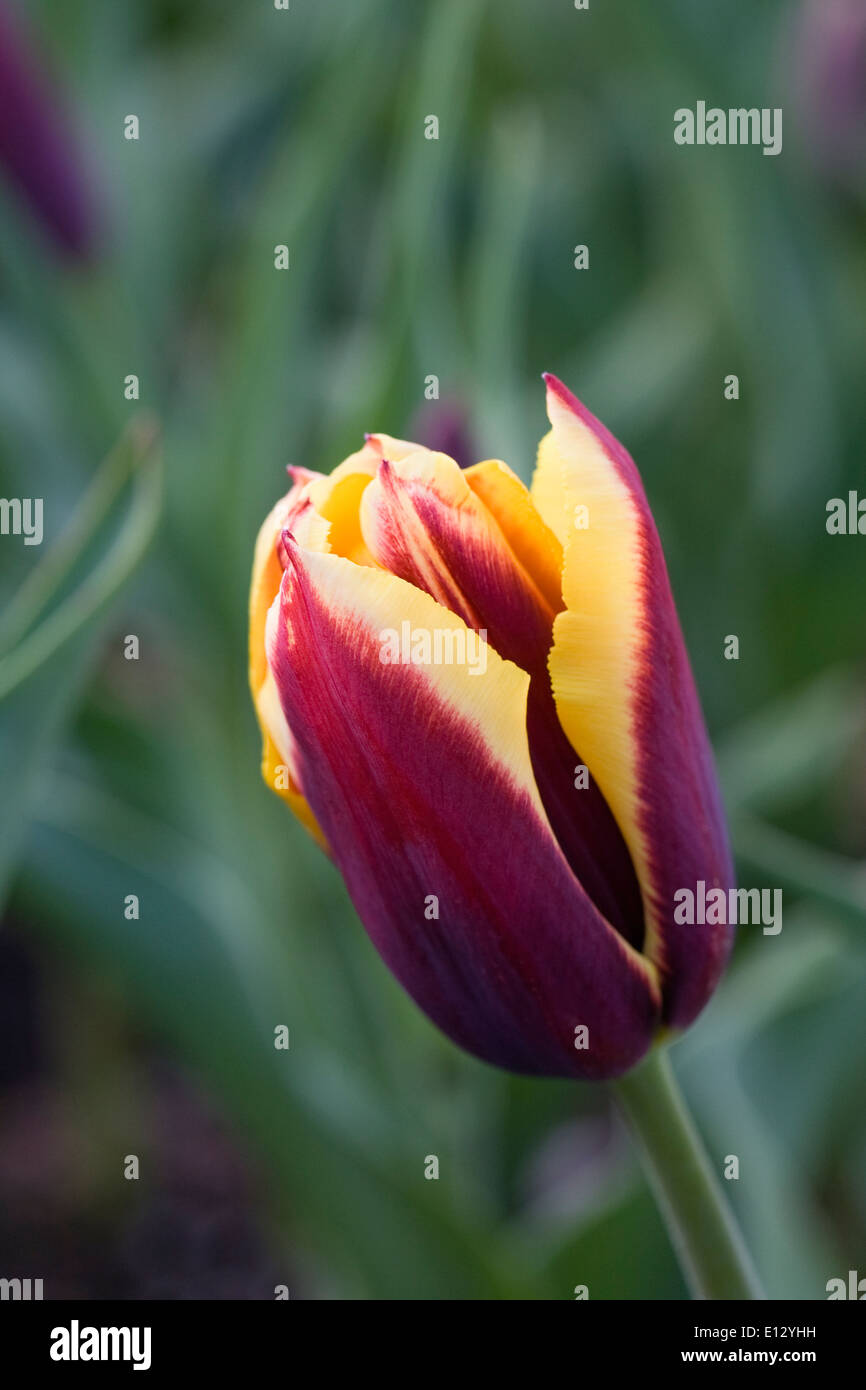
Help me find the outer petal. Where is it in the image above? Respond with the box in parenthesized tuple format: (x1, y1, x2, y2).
(249, 471, 326, 692)
(265, 538, 659, 1078)
(535, 374, 734, 1026)
(249, 473, 329, 843)
(249, 441, 384, 842)
(358, 450, 644, 944)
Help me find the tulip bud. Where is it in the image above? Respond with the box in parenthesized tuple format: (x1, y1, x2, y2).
(0, 1, 101, 258)
(249, 377, 734, 1079)
(407, 398, 476, 469)
(791, 0, 866, 183)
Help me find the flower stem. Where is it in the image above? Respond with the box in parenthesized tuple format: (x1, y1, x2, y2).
(611, 1047, 764, 1300)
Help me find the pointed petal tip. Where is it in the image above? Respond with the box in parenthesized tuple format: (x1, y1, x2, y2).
(286, 464, 316, 486)
(541, 374, 638, 482)
(368, 456, 398, 504)
(542, 374, 596, 433)
(542, 371, 583, 415)
(277, 526, 301, 571)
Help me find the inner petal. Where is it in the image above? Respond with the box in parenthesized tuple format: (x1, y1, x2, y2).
(359, 449, 645, 948)
(304, 445, 383, 565)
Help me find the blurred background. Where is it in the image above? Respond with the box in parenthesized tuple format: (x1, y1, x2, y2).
(0, 0, 864, 1300)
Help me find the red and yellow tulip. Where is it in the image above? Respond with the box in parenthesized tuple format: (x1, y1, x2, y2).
(249, 375, 733, 1079)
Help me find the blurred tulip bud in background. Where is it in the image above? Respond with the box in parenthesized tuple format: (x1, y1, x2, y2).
(407, 399, 476, 470)
(249, 376, 734, 1081)
(0, 0, 100, 258)
(791, 0, 866, 189)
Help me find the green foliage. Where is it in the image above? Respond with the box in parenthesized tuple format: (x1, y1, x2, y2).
(1, 0, 864, 1298)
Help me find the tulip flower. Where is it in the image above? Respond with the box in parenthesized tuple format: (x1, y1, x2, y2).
(249, 374, 734, 1082)
(249, 373, 764, 1301)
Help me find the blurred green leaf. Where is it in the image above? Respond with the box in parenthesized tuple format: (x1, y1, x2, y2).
(16, 777, 547, 1300)
(719, 669, 865, 816)
(732, 814, 866, 942)
(0, 419, 161, 908)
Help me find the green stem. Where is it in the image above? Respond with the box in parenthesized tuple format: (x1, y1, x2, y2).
(612, 1048, 764, 1300)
